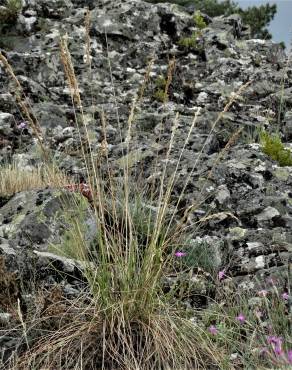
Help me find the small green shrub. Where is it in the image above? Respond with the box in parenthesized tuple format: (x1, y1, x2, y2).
(0, 0, 22, 24)
(183, 240, 218, 274)
(155, 75, 167, 89)
(260, 130, 292, 166)
(153, 88, 168, 102)
(178, 34, 198, 49)
(193, 10, 207, 30)
(153, 75, 168, 102)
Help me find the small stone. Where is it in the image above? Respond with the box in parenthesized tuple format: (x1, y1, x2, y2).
(255, 255, 265, 269)
(256, 207, 280, 222)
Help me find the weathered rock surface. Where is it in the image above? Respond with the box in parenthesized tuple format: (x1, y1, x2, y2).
(0, 0, 291, 293)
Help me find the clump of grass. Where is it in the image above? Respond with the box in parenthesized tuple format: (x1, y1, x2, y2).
(178, 34, 198, 49)
(1, 26, 253, 369)
(260, 130, 292, 166)
(153, 87, 168, 102)
(183, 240, 221, 275)
(0, 0, 22, 24)
(0, 163, 70, 197)
(153, 58, 175, 103)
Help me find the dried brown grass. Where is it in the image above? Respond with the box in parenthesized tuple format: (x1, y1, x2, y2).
(0, 163, 70, 197)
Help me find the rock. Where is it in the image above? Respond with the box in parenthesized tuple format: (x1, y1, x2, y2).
(0, 188, 96, 250)
(0, 113, 14, 136)
(256, 206, 280, 222)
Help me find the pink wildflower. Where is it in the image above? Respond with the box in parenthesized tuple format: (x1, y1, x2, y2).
(209, 325, 218, 335)
(267, 336, 283, 356)
(174, 251, 187, 257)
(258, 289, 268, 297)
(236, 313, 246, 324)
(282, 292, 289, 300)
(18, 121, 27, 129)
(287, 350, 292, 364)
(218, 270, 226, 281)
(267, 336, 282, 345)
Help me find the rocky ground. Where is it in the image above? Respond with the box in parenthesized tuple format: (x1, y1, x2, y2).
(0, 0, 292, 365)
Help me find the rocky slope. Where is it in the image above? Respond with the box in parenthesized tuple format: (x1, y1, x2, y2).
(0, 0, 292, 298)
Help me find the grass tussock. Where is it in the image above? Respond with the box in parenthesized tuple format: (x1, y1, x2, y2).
(0, 163, 70, 197)
(1, 20, 289, 370)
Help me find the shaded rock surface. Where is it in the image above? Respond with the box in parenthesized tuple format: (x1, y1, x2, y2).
(0, 0, 291, 293)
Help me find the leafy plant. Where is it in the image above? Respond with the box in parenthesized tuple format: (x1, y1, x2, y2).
(153, 75, 168, 102)
(178, 34, 198, 49)
(200, 284, 292, 368)
(260, 130, 292, 167)
(193, 10, 207, 30)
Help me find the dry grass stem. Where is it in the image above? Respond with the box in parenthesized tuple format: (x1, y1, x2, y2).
(0, 163, 70, 197)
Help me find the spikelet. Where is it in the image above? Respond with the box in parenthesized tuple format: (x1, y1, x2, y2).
(59, 36, 82, 107)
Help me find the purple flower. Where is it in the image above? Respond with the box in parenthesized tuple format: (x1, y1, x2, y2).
(236, 313, 246, 324)
(267, 336, 283, 357)
(287, 350, 292, 364)
(209, 325, 218, 335)
(18, 121, 27, 129)
(174, 251, 187, 257)
(274, 345, 284, 356)
(267, 336, 283, 345)
(282, 292, 289, 300)
(218, 270, 226, 281)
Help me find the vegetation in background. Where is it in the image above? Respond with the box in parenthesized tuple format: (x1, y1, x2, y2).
(147, 0, 277, 40)
(260, 130, 292, 167)
(178, 10, 206, 50)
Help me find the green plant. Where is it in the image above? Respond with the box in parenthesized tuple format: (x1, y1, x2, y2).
(0, 0, 22, 24)
(260, 130, 292, 166)
(193, 10, 207, 30)
(154, 88, 168, 102)
(153, 75, 168, 102)
(178, 34, 198, 49)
